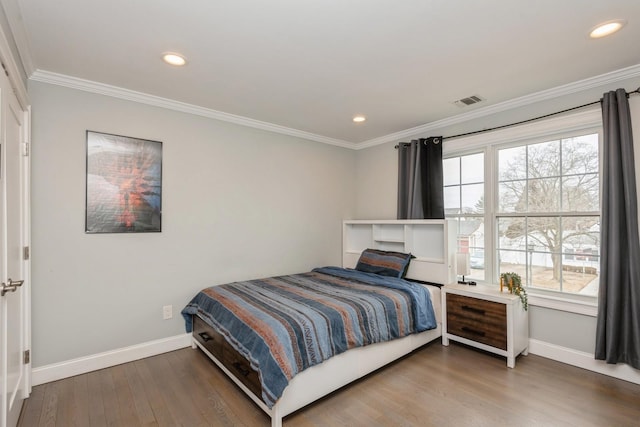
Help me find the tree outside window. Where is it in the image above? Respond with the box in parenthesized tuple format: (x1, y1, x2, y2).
(497, 134, 600, 296)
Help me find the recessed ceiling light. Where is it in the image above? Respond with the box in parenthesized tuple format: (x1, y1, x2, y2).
(162, 52, 187, 66)
(353, 115, 366, 123)
(589, 20, 626, 38)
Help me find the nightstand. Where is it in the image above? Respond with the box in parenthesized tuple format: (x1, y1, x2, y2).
(442, 284, 529, 368)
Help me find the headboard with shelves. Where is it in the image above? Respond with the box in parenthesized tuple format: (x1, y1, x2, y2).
(343, 220, 456, 285)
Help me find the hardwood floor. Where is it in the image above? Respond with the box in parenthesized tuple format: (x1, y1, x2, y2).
(19, 342, 640, 426)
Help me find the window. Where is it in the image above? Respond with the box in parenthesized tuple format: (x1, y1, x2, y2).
(497, 134, 600, 297)
(444, 153, 485, 281)
(443, 113, 602, 304)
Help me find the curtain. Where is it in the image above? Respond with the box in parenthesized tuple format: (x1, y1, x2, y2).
(595, 88, 640, 369)
(397, 137, 444, 219)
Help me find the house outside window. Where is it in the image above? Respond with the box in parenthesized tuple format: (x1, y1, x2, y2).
(443, 109, 602, 307)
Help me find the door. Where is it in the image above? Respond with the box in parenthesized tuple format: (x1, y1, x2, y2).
(0, 64, 29, 427)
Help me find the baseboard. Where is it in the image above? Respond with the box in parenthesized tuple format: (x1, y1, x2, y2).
(528, 339, 640, 385)
(31, 335, 639, 388)
(31, 333, 192, 386)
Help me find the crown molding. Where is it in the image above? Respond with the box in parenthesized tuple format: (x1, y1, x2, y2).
(29, 63, 640, 151)
(29, 69, 357, 149)
(355, 63, 640, 150)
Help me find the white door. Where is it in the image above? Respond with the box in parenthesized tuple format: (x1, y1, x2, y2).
(0, 65, 29, 427)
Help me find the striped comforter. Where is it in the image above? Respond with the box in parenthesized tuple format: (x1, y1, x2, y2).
(181, 266, 437, 408)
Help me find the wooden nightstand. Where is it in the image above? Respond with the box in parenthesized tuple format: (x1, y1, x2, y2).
(442, 284, 529, 368)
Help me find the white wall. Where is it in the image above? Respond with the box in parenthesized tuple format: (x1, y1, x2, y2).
(355, 81, 640, 356)
(29, 81, 356, 368)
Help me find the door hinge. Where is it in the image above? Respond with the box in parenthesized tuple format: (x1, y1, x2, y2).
(23, 350, 30, 364)
(23, 142, 29, 156)
(23, 246, 29, 260)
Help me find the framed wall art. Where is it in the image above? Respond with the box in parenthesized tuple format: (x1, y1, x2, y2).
(85, 131, 162, 233)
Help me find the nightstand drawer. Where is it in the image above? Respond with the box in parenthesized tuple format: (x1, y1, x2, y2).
(446, 293, 507, 350)
(447, 294, 506, 324)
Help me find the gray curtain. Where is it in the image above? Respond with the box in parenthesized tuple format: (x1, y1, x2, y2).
(397, 137, 444, 219)
(595, 88, 640, 369)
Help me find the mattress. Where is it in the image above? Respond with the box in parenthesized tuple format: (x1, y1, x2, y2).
(182, 266, 439, 408)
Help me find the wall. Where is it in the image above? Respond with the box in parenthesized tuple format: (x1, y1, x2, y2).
(355, 80, 640, 357)
(29, 81, 356, 368)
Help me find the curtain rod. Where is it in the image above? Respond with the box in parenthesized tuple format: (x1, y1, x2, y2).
(395, 86, 640, 148)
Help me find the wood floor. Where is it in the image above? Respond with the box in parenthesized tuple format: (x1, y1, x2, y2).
(19, 342, 640, 427)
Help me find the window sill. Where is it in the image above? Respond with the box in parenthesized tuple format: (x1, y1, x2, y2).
(467, 281, 599, 316)
(528, 293, 598, 317)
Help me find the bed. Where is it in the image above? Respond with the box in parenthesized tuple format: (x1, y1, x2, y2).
(182, 220, 455, 427)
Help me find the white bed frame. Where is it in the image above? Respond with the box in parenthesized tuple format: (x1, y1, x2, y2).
(192, 219, 456, 427)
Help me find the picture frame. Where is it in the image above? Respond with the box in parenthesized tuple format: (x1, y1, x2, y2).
(85, 130, 162, 233)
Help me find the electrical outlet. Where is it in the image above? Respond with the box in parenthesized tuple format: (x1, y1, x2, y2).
(162, 305, 173, 320)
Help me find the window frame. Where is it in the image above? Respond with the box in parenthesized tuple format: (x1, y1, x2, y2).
(443, 108, 602, 316)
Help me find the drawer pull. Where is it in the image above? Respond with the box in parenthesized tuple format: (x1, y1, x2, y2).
(461, 326, 486, 337)
(232, 362, 251, 377)
(198, 332, 212, 342)
(461, 305, 486, 315)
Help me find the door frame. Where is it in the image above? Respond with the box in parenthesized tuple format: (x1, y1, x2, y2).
(19, 106, 30, 397)
(0, 9, 32, 425)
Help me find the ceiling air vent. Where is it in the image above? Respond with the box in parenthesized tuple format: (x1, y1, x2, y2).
(454, 95, 484, 108)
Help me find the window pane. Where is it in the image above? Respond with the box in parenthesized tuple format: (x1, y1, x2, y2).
(498, 180, 526, 213)
(562, 134, 599, 175)
(562, 174, 599, 211)
(499, 250, 528, 286)
(469, 247, 485, 281)
(498, 217, 527, 250)
(444, 186, 460, 214)
(461, 153, 484, 184)
(528, 140, 560, 178)
(458, 218, 485, 251)
(499, 146, 526, 180)
(461, 183, 484, 214)
(559, 229, 599, 295)
(528, 251, 561, 292)
(498, 214, 601, 294)
(560, 255, 599, 296)
(563, 217, 600, 250)
(528, 178, 560, 212)
(527, 216, 561, 254)
(443, 157, 460, 186)
(457, 218, 485, 281)
(526, 216, 560, 292)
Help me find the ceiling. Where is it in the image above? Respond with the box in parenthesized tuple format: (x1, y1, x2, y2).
(5, 0, 640, 147)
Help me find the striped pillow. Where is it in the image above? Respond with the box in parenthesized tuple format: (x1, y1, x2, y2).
(355, 249, 413, 278)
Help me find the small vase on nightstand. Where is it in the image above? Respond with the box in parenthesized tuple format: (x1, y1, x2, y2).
(500, 272, 528, 311)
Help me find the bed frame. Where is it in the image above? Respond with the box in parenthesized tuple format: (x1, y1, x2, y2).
(191, 219, 456, 427)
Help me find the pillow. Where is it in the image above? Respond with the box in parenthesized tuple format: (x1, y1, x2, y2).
(355, 248, 413, 278)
